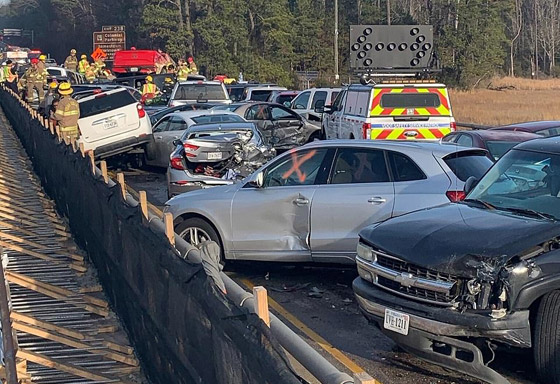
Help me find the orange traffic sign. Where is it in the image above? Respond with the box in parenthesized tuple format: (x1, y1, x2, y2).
(91, 48, 107, 61)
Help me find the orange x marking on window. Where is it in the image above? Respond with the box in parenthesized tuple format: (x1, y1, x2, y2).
(282, 150, 317, 183)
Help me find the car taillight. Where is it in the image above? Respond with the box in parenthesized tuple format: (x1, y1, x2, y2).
(450, 121, 457, 131)
(362, 123, 371, 139)
(137, 103, 146, 118)
(170, 156, 186, 170)
(446, 190, 466, 202)
(183, 143, 199, 158)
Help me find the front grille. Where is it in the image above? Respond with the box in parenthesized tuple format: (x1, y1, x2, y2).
(376, 254, 456, 283)
(377, 276, 457, 304)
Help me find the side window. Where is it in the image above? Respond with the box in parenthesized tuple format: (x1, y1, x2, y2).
(441, 133, 458, 143)
(331, 90, 346, 111)
(330, 92, 339, 104)
(388, 152, 426, 182)
(167, 116, 188, 131)
(264, 149, 328, 187)
(456, 134, 474, 147)
(331, 148, 390, 184)
(271, 106, 297, 120)
(153, 116, 171, 132)
(344, 91, 359, 115)
(245, 105, 270, 120)
(292, 91, 311, 109)
(541, 127, 560, 137)
(311, 91, 328, 109)
(355, 92, 371, 117)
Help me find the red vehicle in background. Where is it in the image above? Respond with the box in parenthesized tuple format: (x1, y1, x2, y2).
(112, 49, 173, 77)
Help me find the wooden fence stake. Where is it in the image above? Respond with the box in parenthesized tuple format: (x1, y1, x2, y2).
(253, 286, 270, 327)
(100, 161, 108, 184)
(353, 372, 377, 384)
(48, 121, 54, 135)
(88, 151, 95, 175)
(116, 173, 126, 200)
(79, 143, 85, 157)
(163, 213, 175, 247)
(139, 191, 148, 222)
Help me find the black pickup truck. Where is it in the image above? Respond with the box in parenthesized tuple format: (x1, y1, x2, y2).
(353, 137, 560, 384)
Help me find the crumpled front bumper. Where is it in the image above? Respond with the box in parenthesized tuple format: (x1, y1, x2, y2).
(353, 278, 531, 384)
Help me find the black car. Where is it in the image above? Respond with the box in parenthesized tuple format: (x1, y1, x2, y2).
(353, 137, 560, 384)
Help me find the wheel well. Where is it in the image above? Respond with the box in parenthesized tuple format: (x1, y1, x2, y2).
(349, 133, 355, 139)
(174, 212, 224, 247)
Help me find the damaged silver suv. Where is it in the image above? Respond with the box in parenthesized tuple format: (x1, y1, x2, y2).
(353, 137, 560, 384)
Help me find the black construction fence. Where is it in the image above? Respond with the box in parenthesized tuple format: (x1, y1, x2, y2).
(0, 88, 304, 384)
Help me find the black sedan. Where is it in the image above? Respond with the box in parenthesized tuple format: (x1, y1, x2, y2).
(212, 102, 321, 150)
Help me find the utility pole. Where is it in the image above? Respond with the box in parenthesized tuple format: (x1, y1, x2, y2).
(334, 0, 339, 82)
(386, 0, 391, 25)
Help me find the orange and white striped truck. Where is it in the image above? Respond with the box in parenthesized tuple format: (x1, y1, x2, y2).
(322, 81, 456, 141)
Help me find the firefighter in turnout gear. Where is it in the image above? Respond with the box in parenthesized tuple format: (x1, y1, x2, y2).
(176, 59, 189, 81)
(93, 57, 106, 78)
(24, 58, 45, 103)
(54, 83, 80, 145)
(64, 49, 78, 71)
(78, 55, 90, 75)
(37, 54, 49, 87)
(187, 56, 198, 75)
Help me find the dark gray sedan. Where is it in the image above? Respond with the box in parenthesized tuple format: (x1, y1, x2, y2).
(213, 102, 321, 150)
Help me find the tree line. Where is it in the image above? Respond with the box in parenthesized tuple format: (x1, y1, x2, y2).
(0, 0, 558, 88)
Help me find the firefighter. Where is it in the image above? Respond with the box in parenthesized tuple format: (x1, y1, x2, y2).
(64, 49, 78, 71)
(85, 64, 96, 83)
(161, 76, 175, 100)
(141, 75, 159, 96)
(187, 56, 198, 75)
(176, 59, 189, 82)
(23, 58, 45, 103)
(78, 55, 89, 75)
(93, 56, 106, 78)
(37, 54, 48, 88)
(54, 82, 81, 145)
(39, 81, 59, 118)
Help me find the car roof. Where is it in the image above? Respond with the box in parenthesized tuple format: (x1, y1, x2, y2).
(492, 120, 560, 132)
(187, 122, 255, 132)
(249, 86, 287, 91)
(173, 110, 239, 119)
(513, 136, 560, 154)
(461, 130, 540, 141)
(302, 139, 488, 157)
(177, 81, 222, 85)
(78, 87, 130, 102)
(300, 87, 342, 92)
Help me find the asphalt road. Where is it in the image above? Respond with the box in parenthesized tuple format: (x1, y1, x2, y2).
(115, 164, 536, 384)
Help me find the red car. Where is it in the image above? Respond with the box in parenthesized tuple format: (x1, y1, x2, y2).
(442, 129, 540, 161)
(112, 50, 170, 76)
(491, 120, 560, 137)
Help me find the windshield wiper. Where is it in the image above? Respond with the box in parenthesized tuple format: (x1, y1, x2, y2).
(500, 207, 557, 221)
(462, 199, 496, 210)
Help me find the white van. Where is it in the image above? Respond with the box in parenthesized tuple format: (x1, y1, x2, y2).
(290, 87, 341, 125)
(322, 82, 456, 140)
(77, 88, 152, 159)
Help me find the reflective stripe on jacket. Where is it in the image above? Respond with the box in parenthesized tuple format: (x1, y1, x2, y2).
(142, 83, 157, 95)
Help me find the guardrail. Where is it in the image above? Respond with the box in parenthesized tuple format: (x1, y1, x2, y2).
(0, 87, 360, 384)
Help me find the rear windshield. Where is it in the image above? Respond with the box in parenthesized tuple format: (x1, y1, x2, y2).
(485, 141, 519, 161)
(79, 91, 137, 118)
(174, 84, 227, 101)
(191, 114, 243, 124)
(381, 93, 440, 108)
(250, 90, 273, 101)
(444, 152, 493, 182)
(228, 88, 244, 102)
(188, 129, 252, 139)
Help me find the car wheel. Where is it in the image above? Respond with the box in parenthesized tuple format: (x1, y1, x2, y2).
(534, 290, 560, 384)
(175, 217, 224, 262)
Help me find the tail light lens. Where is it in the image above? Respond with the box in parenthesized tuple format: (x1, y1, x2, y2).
(170, 156, 186, 170)
(446, 190, 466, 202)
(183, 143, 199, 158)
(450, 121, 457, 131)
(362, 123, 371, 139)
(137, 103, 146, 118)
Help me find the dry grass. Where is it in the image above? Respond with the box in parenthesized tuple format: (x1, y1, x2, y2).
(450, 77, 560, 126)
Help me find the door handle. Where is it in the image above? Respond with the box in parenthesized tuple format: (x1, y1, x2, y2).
(294, 197, 309, 206)
(368, 197, 386, 204)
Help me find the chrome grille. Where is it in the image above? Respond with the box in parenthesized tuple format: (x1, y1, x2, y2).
(376, 254, 456, 283)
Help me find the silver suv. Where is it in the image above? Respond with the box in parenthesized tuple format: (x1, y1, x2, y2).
(168, 81, 231, 107)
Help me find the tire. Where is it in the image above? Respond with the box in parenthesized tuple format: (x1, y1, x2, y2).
(534, 290, 560, 384)
(175, 217, 224, 261)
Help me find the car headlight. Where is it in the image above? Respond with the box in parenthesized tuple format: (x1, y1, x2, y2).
(357, 242, 374, 262)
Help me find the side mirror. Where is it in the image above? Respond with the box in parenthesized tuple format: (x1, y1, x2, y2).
(249, 172, 264, 188)
(314, 100, 325, 113)
(464, 176, 478, 195)
(172, 139, 183, 147)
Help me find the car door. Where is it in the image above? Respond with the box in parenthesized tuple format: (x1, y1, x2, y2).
(269, 105, 305, 147)
(308, 90, 328, 122)
(155, 116, 188, 167)
(230, 148, 330, 261)
(145, 116, 170, 163)
(310, 147, 395, 262)
(244, 104, 276, 145)
(324, 90, 346, 139)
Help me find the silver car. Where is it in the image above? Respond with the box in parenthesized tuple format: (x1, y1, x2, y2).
(167, 122, 274, 197)
(145, 111, 245, 167)
(164, 140, 493, 264)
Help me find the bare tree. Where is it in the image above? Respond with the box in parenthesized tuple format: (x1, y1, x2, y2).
(507, 0, 523, 76)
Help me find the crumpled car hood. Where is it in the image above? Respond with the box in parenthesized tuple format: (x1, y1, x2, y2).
(359, 203, 560, 278)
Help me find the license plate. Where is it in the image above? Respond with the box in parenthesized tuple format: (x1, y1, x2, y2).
(103, 119, 118, 130)
(384, 309, 410, 335)
(130, 67, 139, 72)
(207, 152, 222, 160)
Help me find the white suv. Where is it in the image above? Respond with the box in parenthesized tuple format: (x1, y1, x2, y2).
(168, 81, 231, 107)
(290, 87, 341, 126)
(77, 88, 152, 159)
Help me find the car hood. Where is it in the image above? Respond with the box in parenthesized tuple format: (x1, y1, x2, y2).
(359, 203, 560, 278)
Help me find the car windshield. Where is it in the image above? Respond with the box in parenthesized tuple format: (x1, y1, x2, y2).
(174, 84, 228, 101)
(250, 90, 273, 101)
(191, 114, 243, 124)
(467, 149, 560, 220)
(485, 141, 519, 161)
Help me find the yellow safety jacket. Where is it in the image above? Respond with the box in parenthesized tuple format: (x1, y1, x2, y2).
(142, 83, 157, 95)
(177, 65, 190, 81)
(78, 59, 90, 74)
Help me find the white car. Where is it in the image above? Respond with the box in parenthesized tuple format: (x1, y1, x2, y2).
(241, 86, 287, 102)
(290, 87, 341, 126)
(168, 81, 231, 107)
(46, 66, 86, 85)
(77, 88, 152, 159)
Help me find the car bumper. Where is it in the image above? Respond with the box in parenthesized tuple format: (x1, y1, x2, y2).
(353, 278, 530, 384)
(167, 169, 233, 198)
(86, 135, 153, 159)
